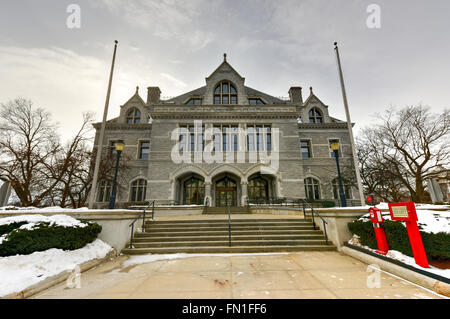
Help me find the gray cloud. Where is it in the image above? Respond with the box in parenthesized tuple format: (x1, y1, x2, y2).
(0, 0, 449, 142)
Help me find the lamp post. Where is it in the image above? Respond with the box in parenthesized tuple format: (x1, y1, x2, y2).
(330, 140, 347, 207)
(109, 141, 125, 209)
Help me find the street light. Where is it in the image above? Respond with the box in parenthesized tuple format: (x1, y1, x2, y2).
(330, 140, 347, 207)
(109, 141, 125, 209)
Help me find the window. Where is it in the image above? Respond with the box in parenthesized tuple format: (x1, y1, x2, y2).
(308, 108, 323, 123)
(248, 176, 269, 202)
(246, 124, 271, 151)
(127, 108, 141, 124)
(300, 140, 311, 158)
(179, 125, 205, 152)
(97, 180, 112, 202)
(183, 177, 205, 205)
(131, 179, 147, 202)
(249, 98, 265, 105)
(332, 178, 352, 200)
(304, 177, 320, 200)
(139, 141, 150, 159)
(214, 81, 238, 105)
(213, 125, 239, 151)
(185, 98, 202, 105)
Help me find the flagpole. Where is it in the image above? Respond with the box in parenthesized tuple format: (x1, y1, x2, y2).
(88, 40, 118, 209)
(333, 42, 366, 206)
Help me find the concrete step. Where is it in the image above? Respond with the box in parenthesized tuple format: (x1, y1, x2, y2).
(122, 245, 336, 254)
(146, 218, 311, 224)
(145, 225, 316, 232)
(134, 229, 323, 237)
(132, 234, 325, 242)
(145, 222, 313, 229)
(132, 239, 329, 248)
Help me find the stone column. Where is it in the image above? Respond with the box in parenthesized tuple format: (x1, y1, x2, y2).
(204, 181, 212, 206)
(241, 181, 248, 207)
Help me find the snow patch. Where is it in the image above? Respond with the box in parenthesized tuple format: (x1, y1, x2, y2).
(0, 239, 112, 297)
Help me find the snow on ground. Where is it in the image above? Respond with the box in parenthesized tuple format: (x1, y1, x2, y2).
(0, 214, 89, 228)
(0, 206, 139, 213)
(0, 239, 113, 297)
(348, 237, 450, 279)
(118, 252, 291, 270)
(355, 209, 450, 234)
(0, 214, 93, 244)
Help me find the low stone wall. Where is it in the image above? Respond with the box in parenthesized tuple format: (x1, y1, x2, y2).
(0, 210, 142, 252)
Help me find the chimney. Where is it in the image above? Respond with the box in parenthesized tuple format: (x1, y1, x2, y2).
(288, 87, 303, 104)
(147, 87, 161, 104)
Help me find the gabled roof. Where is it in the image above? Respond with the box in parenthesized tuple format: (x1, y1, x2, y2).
(122, 86, 146, 106)
(303, 87, 328, 107)
(164, 86, 206, 104)
(206, 54, 244, 80)
(245, 86, 286, 104)
(164, 85, 286, 105)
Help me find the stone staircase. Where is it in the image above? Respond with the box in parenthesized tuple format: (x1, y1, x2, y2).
(121, 218, 336, 255)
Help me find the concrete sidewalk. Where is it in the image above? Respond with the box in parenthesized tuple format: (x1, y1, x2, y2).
(32, 251, 443, 299)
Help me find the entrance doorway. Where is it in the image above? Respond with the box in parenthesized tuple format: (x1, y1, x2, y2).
(215, 176, 237, 207)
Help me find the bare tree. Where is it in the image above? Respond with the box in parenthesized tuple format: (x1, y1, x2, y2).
(0, 99, 106, 207)
(357, 105, 450, 203)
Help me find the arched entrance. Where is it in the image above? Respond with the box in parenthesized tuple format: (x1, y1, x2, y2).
(175, 173, 205, 205)
(215, 175, 238, 207)
(247, 173, 276, 204)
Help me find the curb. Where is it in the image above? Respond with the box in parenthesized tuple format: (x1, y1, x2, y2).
(341, 245, 450, 297)
(2, 249, 117, 299)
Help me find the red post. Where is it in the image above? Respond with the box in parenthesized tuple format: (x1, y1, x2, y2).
(388, 202, 429, 268)
(369, 207, 389, 255)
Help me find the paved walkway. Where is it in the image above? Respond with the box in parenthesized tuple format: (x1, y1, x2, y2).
(32, 251, 442, 299)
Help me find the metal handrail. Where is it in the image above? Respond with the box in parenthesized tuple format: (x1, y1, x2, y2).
(247, 197, 329, 245)
(128, 200, 155, 249)
(299, 199, 329, 245)
(227, 203, 231, 247)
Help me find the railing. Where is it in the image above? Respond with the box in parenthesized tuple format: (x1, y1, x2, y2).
(247, 197, 333, 208)
(299, 199, 329, 245)
(227, 203, 232, 247)
(128, 200, 155, 249)
(248, 197, 329, 245)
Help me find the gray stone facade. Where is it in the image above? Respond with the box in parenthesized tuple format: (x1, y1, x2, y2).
(92, 57, 361, 208)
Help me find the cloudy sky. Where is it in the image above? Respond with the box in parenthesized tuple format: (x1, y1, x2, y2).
(0, 0, 449, 141)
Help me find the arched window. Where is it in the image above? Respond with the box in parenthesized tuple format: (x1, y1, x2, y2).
(248, 176, 269, 203)
(130, 179, 147, 202)
(332, 178, 352, 200)
(127, 108, 141, 124)
(97, 180, 112, 202)
(304, 177, 320, 200)
(308, 108, 323, 123)
(183, 176, 205, 205)
(214, 81, 237, 105)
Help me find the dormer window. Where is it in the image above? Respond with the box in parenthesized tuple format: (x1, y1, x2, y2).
(127, 108, 141, 124)
(214, 81, 237, 105)
(249, 98, 265, 105)
(308, 108, 323, 123)
(185, 98, 202, 105)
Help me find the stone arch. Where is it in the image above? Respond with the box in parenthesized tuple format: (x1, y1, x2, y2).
(209, 164, 245, 182)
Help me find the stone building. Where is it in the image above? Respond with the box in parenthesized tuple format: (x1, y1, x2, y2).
(92, 55, 361, 208)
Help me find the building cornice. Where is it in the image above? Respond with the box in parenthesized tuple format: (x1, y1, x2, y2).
(298, 123, 355, 129)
